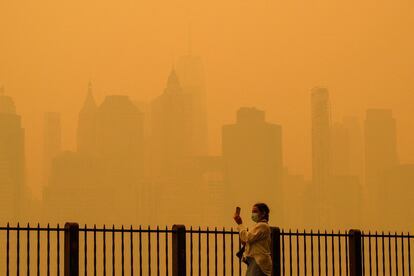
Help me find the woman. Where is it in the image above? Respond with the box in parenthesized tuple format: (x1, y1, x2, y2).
(233, 203, 272, 276)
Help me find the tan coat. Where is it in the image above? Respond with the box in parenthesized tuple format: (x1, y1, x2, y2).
(237, 221, 272, 276)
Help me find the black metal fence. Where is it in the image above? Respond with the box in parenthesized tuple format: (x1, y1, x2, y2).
(0, 223, 412, 276)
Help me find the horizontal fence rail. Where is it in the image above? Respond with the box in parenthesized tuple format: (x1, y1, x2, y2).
(0, 223, 413, 276)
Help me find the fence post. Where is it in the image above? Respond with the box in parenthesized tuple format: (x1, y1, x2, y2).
(271, 227, 281, 276)
(172, 224, 186, 276)
(349, 229, 362, 276)
(65, 222, 79, 276)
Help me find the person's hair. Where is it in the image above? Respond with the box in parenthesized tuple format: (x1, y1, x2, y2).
(254, 203, 270, 221)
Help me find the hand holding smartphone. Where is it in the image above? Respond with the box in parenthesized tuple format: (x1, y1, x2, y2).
(235, 206, 241, 216)
(234, 206, 242, 225)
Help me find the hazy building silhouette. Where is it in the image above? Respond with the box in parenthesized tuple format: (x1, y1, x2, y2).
(379, 164, 414, 231)
(150, 68, 194, 178)
(43, 151, 101, 223)
(0, 89, 25, 221)
(311, 87, 331, 226)
(222, 107, 283, 224)
(43, 112, 61, 183)
(364, 109, 398, 184)
(176, 54, 208, 156)
(364, 109, 398, 227)
(342, 116, 364, 180)
(331, 122, 350, 176)
(77, 81, 98, 156)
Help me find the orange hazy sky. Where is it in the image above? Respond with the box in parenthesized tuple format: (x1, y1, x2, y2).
(1, 0, 413, 197)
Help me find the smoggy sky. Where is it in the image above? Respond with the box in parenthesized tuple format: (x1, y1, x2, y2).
(1, 0, 413, 197)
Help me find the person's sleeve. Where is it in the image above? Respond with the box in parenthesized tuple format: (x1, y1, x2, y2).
(237, 223, 267, 243)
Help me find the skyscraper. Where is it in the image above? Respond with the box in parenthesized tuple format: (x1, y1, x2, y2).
(176, 54, 208, 156)
(222, 107, 283, 223)
(150, 68, 194, 177)
(0, 88, 25, 221)
(364, 109, 398, 226)
(364, 109, 398, 185)
(43, 112, 61, 183)
(77, 81, 97, 156)
(311, 87, 331, 226)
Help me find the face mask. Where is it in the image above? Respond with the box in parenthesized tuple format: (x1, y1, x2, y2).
(251, 212, 260, 223)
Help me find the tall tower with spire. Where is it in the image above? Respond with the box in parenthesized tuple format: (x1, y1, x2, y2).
(77, 81, 98, 155)
(0, 88, 25, 221)
(176, 35, 208, 156)
(151, 67, 194, 177)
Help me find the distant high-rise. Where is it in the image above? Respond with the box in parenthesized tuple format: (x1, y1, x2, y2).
(96, 95, 144, 162)
(342, 116, 364, 179)
(364, 109, 398, 225)
(151, 68, 194, 177)
(0, 89, 25, 221)
(77, 81, 97, 155)
(311, 87, 331, 226)
(330, 121, 350, 176)
(222, 107, 283, 223)
(364, 109, 398, 184)
(176, 54, 208, 156)
(43, 112, 61, 183)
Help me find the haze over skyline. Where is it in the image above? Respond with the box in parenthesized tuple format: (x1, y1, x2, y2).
(1, 0, 414, 202)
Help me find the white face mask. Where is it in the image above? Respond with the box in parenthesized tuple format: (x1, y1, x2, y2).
(251, 212, 260, 223)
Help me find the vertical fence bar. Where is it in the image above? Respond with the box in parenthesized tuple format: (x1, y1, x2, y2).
(375, 232, 378, 276)
(27, 223, 30, 276)
(47, 224, 50, 276)
(172, 225, 186, 276)
(207, 227, 210, 276)
(349, 229, 362, 276)
(296, 230, 300, 276)
(271, 227, 281, 276)
(402, 233, 405, 276)
(324, 231, 328, 276)
(138, 226, 142, 276)
(130, 226, 133, 276)
(64, 222, 79, 276)
(84, 225, 88, 276)
(214, 227, 218, 276)
(223, 227, 226, 276)
(94, 225, 97, 276)
(156, 226, 159, 276)
(408, 233, 411, 276)
(165, 226, 169, 276)
(198, 227, 201, 276)
(17, 223, 20, 276)
(7, 223, 10, 276)
(382, 232, 385, 276)
(289, 229, 292, 276)
(148, 226, 151, 276)
(190, 227, 193, 276)
(331, 231, 335, 276)
(103, 225, 106, 276)
(282, 229, 285, 276)
(121, 226, 125, 276)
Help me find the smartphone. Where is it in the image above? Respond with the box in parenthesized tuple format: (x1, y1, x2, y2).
(235, 206, 241, 216)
